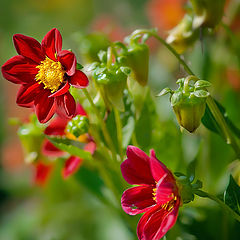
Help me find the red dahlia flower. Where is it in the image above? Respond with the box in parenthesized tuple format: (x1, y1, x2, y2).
(43, 104, 96, 178)
(1, 28, 89, 123)
(121, 146, 180, 240)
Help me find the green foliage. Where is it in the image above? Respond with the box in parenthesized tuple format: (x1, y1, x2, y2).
(47, 137, 93, 161)
(224, 175, 240, 216)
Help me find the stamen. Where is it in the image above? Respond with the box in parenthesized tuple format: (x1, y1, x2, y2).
(35, 57, 65, 93)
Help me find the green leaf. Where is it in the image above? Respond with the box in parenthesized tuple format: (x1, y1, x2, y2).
(194, 80, 211, 89)
(157, 88, 172, 97)
(202, 99, 240, 139)
(135, 93, 154, 148)
(76, 63, 84, 70)
(122, 116, 135, 148)
(193, 90, 210, 98)
(75, 165, 105, 199)
(86, 62, 99, 71)
(171, 91, 183, 106)
(98, 50, 107, 62)
(47, 136, 92, 161)
(224, 175, 240, 215)
(187, 158, 197, 183)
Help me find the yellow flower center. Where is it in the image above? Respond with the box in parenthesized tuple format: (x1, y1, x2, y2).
(152, 187, 177, 211)
(35, 57, 65, 93)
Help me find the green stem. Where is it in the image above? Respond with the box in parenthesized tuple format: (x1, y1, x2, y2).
(206, 96, 240, 157)
(113, 107, 124, 159)
(129, 29, 240, 157)
(82, 88, 117, 161)
(194, 190, 240, 222)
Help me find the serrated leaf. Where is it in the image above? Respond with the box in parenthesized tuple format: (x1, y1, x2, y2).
(224, 175, 240, 215)
(171, 91, 183, 106)
(187, 158, 197, 183)
(195, 80, 211, 89)
(157, 88, 172, 97)
(47, 136, 92, 161)
(193, 90, 210, 98)
(76, 63, 84, 70)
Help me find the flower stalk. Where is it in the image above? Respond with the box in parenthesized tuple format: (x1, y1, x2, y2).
(194, 190, 240, 222)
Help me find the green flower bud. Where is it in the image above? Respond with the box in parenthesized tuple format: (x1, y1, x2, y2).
(18, 115, 44, 163)
(92, 49, 130, 111)
(158, 76, 211, 133)
(66, 115, 89, 138)
(166, 14, 199, 54)
(124, 42, 149, 86)
(190, 0, 225, 28)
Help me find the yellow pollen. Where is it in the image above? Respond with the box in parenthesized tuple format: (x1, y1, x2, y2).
(65, 130, 89, 143)
(35, 57, 65, 93)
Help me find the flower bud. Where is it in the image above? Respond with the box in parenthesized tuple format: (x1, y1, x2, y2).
(124, 42, 149, 86)
(66, 115, 89, 138)
(190, 0, 225, 28)
(158, 76, 211, 132)
(18, 115, 44, 163)
(90, 49, 130, 111)
(166, 14, 199, 54)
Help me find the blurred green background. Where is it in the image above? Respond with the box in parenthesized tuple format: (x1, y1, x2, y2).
(1, 0, 240, 239)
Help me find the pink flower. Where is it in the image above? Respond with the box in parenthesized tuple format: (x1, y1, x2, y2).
(121, 146, 180, 240)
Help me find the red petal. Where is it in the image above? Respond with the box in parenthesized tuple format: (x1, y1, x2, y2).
(56, 92, 76, 119)
(155, 175, 176, 205)
(41, 28, 62, 60)
(13, 34, 43, 63)
(34, 162, 53, 186)
(62, 156, 83, 179)
(121, 186, 156, 215)
(150, 149, 173, 182)
(69, 70, 89, 88)
(44, 116, 68, 136)
(58, 50, 76, 76)
(34, 91, 56, 123)
(42, 139, 65, 157)
(120, 146, 155, 185)
(17, 82, 41, 107)
(49, 82, 70, 98)
(138, 202, 179, 240)
(84, 141, 96, 155)
(76, 104, 87, 116)
(1, 55, 38, 84)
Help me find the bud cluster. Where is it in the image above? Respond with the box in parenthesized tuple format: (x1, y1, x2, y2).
(158, 76, 211, 132)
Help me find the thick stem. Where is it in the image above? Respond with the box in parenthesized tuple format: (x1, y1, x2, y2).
(82, 88, 117, 161)
(113, 107, 124, 159)
(194, 190, 240, 222)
